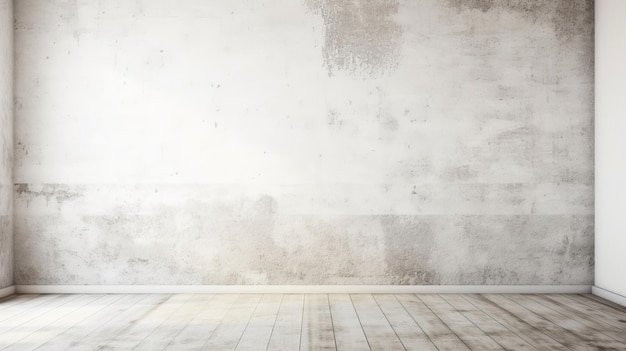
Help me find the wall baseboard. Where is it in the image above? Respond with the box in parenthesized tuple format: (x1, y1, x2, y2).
(0, 285, 16, 299)
(15, 284, 592, 294)
(592, 286, 626, 307)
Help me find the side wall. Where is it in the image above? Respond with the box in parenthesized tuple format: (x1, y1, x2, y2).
(595, 0, 626, 304)
(0, 0, 14, 290)
(14, 0, 594, 285)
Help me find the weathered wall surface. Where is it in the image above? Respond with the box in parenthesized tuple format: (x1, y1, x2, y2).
(0, 0, 13, 289)
(14, 0, 594, 285)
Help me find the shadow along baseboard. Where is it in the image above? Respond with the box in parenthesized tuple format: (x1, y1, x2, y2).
(14, 284, 592, 294)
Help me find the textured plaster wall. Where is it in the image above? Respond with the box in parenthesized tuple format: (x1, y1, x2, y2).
(0, 0, 13, 289)
(14, 0, 594, 285)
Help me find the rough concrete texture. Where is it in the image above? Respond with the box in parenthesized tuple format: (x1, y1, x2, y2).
(14, 184, 593, 285)
(14, 0, 593, 285)
(0, 0, 13, 289)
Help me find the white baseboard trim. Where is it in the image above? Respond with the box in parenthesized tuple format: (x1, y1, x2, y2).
(592, 286, 626, 307)
(15, 284, 592, 294)
(0, 285, 16, 299)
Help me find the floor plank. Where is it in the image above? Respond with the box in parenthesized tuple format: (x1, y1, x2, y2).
(0, 295, 63, 324)
(0, 294, 104, 351)
(440, 294, 537, 351)
(546, 294, 626, 331)
(526, 294, 626, 343)
(418, 294, 504, 350)
(92, 294, 192, 351)
(58, 294, 170, 351)
(483, 294, 597, 351)
(200, 294, 262, 350)
(1, 293, 623, 351)
(373, 294, 437, 351)
(133, 294, 210, 351)
(300, 294, 336, 351)
(559, 294, 626, 328)
(2, 295, 123, 351)
(236, 294, 283, 350)
(266, 294, 304, 351)
(31, 294, 152, 351)
(463, 294, 570, 351)
(510, 294, 626, 350)
(396, 294, 470, 350)
(163, 294, 238, 351)
(582, 294, 626, 313)
(0, 294, 39, 312)
(351, 294, 405, 351)
(328, 294, 370, 351)
(0, 295, 81, 335)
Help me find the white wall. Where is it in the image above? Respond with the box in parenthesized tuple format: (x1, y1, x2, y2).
(13, 0, 594, 286)
(594, 0, 626, 305)
(0, 0, 14, 290)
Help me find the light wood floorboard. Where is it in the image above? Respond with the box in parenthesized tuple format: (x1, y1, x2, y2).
(351, 294, 404, 351)
(300, 294, 335, 350)
(266, 294, 304, 351)
(0, 293, 624, 351)
(328, 294, 370, 351)
(200, 294, 262, 350)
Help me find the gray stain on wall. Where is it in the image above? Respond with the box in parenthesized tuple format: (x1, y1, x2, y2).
(0, 215, 12, 288)
(305, 0, 403, 76)
(16, 183, 84, 204)
(13, 184, 594, 285)
(444, 0, 594, 42)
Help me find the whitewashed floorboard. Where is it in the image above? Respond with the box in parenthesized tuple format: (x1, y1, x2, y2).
(0, 293, 622, 351)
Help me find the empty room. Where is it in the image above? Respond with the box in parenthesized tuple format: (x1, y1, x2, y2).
(1, 0, 625, 350)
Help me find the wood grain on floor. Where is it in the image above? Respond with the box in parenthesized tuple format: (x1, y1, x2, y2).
(0, 293, 624, 351)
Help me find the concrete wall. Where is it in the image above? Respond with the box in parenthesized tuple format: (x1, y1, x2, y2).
(0, 0, 13, 290)
(595, 0, 626, 301)
(14, 0, 594, 285)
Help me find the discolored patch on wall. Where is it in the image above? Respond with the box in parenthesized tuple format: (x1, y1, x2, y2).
(0, 216, 12, 288)
(15, 183, 85, 204)
(444, 0, 594, 42)
(305, 0, 403, 76)
(380, 215, 437, 284)
(435, 215, 594, 285)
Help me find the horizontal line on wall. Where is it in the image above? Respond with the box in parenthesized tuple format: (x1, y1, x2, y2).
(0, 285, 16, 299)
(592, 286, 626, 307)
(15, 285, 592, 294)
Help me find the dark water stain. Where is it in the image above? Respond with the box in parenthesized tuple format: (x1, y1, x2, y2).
(444, 0, 593, 43)
(15, 183, 84, 204)
(305, 0, 403, 76)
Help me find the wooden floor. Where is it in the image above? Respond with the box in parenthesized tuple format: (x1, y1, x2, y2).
(0, 294, 625, 350)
